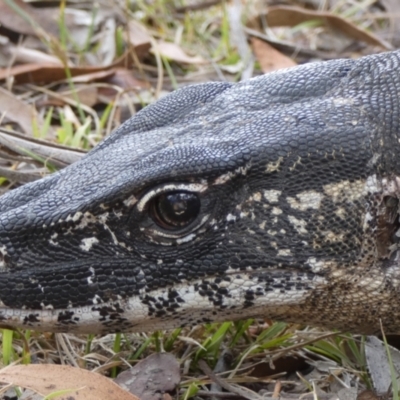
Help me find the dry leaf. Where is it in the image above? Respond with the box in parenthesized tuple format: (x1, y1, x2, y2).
(114, 353, 180, 400)
(0, 51, 145, 84)
(357, 390, 385, 400)
(336, 388, 358, 400)
(0, 127, 85, 169)
(365, 335, 400, 394)
(250, 38, 296, 73)
(0, 87, 54, 137)
(0, 40, 62, 67)
(153, 41, 205, 64)
(56, 86, 99, 108)
(0, 364, 139, 400)
(0, 0, 59, 37)
(70, 69, 117, 83)
(0, 63, 107, 85)
(265, 6, 392, 50)
(64, 7, 107, 49)
(380, 0, 400, 46)
(106, 68, 150, 90)
(175, 0, 222, 12)
(0, 166, 47, 183)
(96, 18, 117, 66)
(127, 20, 153, 49)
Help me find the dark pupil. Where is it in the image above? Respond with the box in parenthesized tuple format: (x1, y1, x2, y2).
(155, 191, 200, 228)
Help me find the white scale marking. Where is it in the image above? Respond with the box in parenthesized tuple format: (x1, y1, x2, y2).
(80, 237, 99, 251)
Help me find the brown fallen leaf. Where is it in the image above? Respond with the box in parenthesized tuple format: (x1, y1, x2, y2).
(0, 50, 148, 85)
(97, 68, 151, 106)
(244, 26, 335, 60)
(153, 41, 206, 64)
(264, 6, 392, 50)
(0, 364, 139, 400)
(38, 70, 142, 109)
(56, 86, 100, 108)
(126, 20, 153, 49)
(0, 0, 59, 37)
(0, 87, 36, 135)
(114, 353, 180, 400)
(0, 87, 56, 138)
(250, 38, 297, 73)
(106, 68, 150, 91)
(357, 390, 387, 400)
(0, 63, 107, 85)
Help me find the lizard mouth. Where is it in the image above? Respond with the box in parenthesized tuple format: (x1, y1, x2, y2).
(0, 268, 327, 334)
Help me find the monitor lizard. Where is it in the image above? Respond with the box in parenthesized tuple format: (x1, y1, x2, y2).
(0, 50, 400, 334)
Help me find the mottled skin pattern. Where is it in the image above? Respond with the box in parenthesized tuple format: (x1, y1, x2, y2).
(0, 51, 400, 334)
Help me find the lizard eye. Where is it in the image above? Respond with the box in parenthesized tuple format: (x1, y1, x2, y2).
(149, 191, 201, 230)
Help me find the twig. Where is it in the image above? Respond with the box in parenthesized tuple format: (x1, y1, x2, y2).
(175, 0, 223, 13)
(198, 359, 262, 400)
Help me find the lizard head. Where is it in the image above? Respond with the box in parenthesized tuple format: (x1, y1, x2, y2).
(0, 52, 400, 334)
